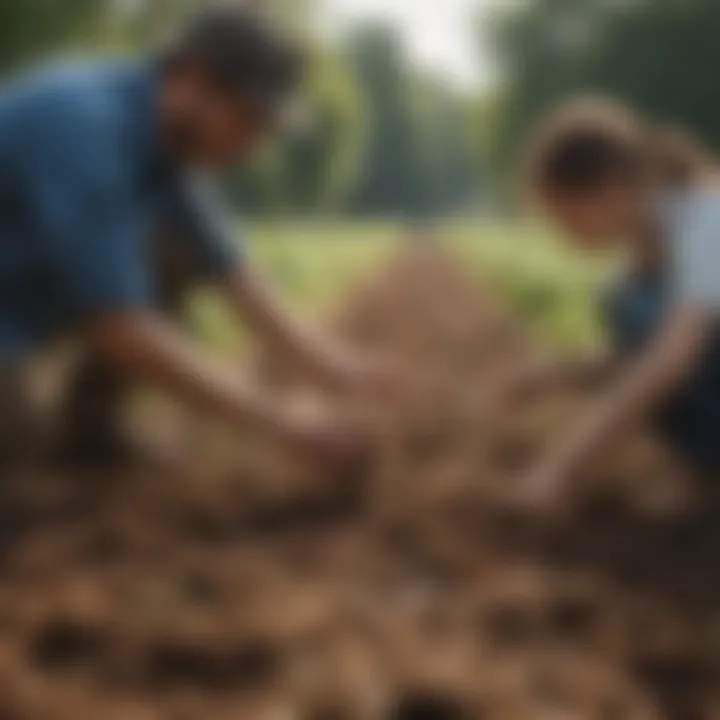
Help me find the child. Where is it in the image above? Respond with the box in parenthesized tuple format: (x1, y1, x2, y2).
(494, 98, 720, 507)
(0, 3, 387, 473)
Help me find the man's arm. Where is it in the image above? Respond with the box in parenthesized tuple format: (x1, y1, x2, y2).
(171, 174, 381, 394)
(88, 312, 281, 430)
(27, 104, 362, 467)
(85, 311, 362, 464)
(222, 265, 370, 393)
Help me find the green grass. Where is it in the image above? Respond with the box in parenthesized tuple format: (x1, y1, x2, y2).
(191, 219, 612, 352)
(446, 219, 610, 350)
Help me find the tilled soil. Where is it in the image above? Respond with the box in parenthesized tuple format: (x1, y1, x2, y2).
(0, 244, 719, 719)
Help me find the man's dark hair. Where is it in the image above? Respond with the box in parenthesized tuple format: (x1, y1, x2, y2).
(165, 2, 305, 120)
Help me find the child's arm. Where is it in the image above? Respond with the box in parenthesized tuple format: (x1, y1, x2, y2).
(519, 307, 711, 508)
(487, 351, 617, 406)
(223, 265, 395, 395)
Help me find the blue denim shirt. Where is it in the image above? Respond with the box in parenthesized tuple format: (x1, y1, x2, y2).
(0, 59, 239, 358)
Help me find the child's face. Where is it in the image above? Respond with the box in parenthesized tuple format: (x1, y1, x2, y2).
(536, 180, 637, 251)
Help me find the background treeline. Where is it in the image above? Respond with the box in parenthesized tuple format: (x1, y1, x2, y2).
(483, 0, 720, 199)
(4, 0, 720, 216)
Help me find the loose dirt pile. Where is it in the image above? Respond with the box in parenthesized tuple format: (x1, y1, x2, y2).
(0, 244, 718, 719)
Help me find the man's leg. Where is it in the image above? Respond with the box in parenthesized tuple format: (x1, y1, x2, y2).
(55, 234, 202, 469)
(0, 363, 42, 474)
(54, 356, 132, 467)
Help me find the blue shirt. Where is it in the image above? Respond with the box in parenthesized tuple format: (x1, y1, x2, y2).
(0, 60, 239, 358)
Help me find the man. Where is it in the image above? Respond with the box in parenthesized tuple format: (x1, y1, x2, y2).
(0, 3, 379, 472)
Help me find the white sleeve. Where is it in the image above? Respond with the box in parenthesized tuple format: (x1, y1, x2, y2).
(671, 190, 720, 309)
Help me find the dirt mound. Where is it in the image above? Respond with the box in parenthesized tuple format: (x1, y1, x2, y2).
(0, 243, 718, 719)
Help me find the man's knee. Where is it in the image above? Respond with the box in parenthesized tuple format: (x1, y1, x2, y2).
(63, 356, 128, 424)
(0, 364, 44, 469)
(59, 236, 204, 442)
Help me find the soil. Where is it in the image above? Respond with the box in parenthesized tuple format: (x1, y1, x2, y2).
(0, 244, 718, 719)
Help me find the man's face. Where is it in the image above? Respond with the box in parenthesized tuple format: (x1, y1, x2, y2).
(161, 65, 274, 166)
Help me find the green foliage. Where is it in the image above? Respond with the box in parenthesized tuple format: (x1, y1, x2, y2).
(227, 20, 481, 217)
(229, 48, 365, 213)
(449, 220, 607, 349)
(284, 49, 365, 211)
(190, 221, 396, 349)
(410, 76, 479, 214)
(347, 24, 426, 215)
(192, 220, 606, 352)
(347, 24, 479, 217)
(0, 0, 110, 70)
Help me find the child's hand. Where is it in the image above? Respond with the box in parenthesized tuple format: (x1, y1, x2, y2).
(468, 359, 555, 421)
(518, 457, 572, 513)
(501, 453, 577, 523)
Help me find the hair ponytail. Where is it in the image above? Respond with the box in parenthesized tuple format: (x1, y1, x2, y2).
(645, 124, 714, 187)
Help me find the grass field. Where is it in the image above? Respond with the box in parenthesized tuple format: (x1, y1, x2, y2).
(192, 219, 611, 352)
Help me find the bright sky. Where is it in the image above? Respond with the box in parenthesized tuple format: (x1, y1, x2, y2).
(319, 0, 502, 91)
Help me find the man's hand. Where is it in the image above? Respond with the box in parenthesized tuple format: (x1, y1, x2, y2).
(273, 399, 372, 473)
(322, 351, 410, 401)
(88, 312, 374, 475)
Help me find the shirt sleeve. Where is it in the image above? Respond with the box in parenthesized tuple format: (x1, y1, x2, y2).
(670, 189, 720, 309)
(28, 100, 152, 316)
(168, 171, 242, 282)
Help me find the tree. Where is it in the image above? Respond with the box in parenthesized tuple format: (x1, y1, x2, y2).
(228, 48, 366, 214)
(346, 24, 431, 216)
(410, 74, 479, 214)
(277, 48, 365, 212)
(346, 23, 479, 217)
(0, 0, 110, 71)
